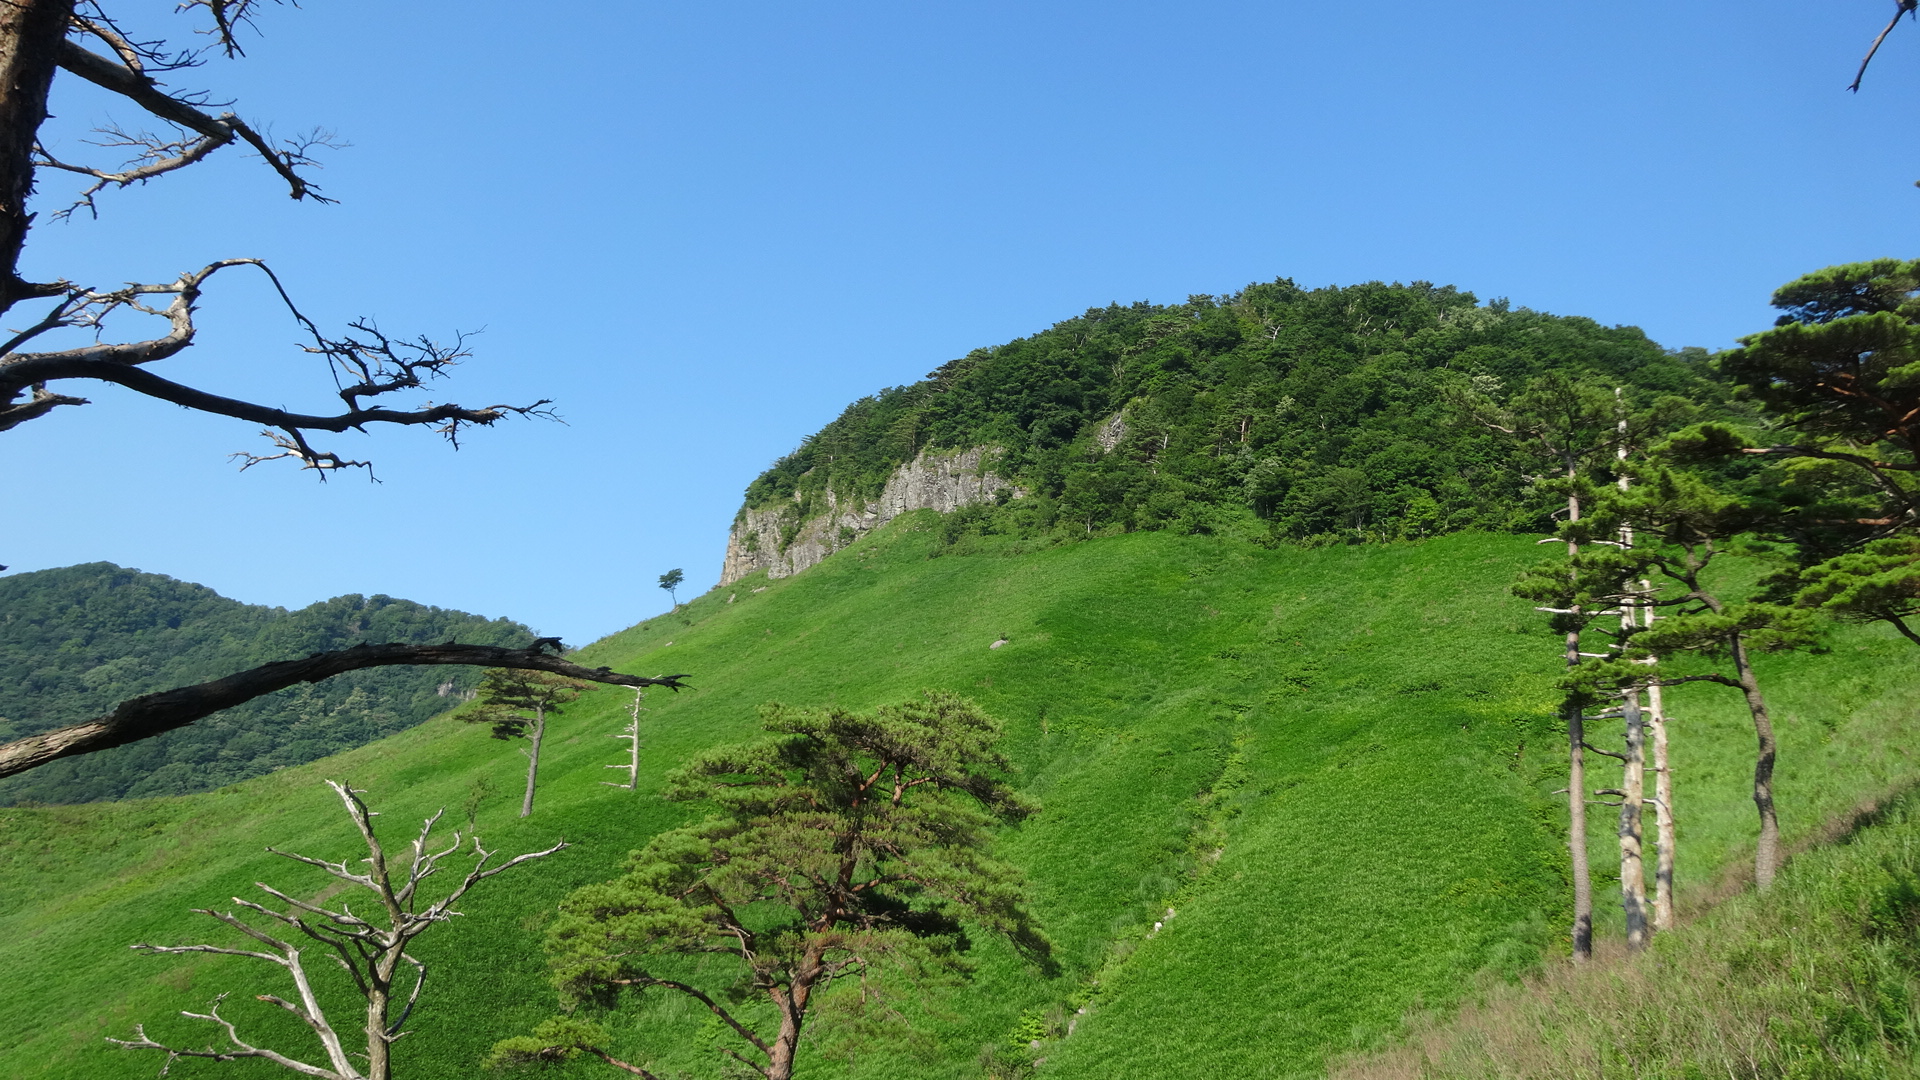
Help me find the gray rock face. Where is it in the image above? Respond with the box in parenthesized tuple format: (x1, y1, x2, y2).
(719, 446, 1018, 586)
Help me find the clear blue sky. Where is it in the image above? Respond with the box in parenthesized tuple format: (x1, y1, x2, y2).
(6, 1, 1920, 643)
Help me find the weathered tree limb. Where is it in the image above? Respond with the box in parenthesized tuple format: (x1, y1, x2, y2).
(0, 642, 688, 780)
(113, 780, 568, 1080)
(1850, 0, 1917, 92)
(0, 0, 76, 314)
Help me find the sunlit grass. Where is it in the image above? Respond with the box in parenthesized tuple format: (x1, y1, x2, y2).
(2, 519, 1915, 1079)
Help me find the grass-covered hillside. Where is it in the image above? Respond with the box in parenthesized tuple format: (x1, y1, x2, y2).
(0, 564, 534, 806)
(1334, 784, 1920, 1079)
(3, 521, 1915, 1079)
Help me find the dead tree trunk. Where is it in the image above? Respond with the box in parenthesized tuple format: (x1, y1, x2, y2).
(1730, 633, 1781, 889)
(111, 780, 565, 1079)
(1616, 687, 1649, 951)
(0, 641, 686, 781)
(0, 0, 71, 315)
(1643, 581, 1676, 933)
(1612, 424, 1649, 952)
(601, 688, 643, 791)
(1564, 464, 1593, 963)
(1648, 682, 1675, 930)
(520, 701, 545, 819)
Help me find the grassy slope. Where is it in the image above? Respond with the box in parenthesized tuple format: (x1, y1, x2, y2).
(2, 521, 1916, 1079)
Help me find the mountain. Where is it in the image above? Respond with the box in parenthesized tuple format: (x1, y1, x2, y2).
(722, 279, 1728, 585)
(0, 563, 534, 805)
(1, 280, 1911, 1079)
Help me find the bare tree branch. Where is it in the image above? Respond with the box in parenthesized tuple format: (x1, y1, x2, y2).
(113, 779, 567, 1080)
(1851, 0, 1917, 92)
(0, 641, 690, 780)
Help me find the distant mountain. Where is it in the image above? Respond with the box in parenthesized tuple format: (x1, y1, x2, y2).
(0, 563, 534, 804)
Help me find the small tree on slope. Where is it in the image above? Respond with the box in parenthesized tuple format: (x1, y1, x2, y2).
(110, 780, 564, 1080)
(490, 691, 1053, 1080)
(466, 668, 590, 818)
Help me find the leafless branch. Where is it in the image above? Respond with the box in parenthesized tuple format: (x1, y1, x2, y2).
(112, 780, 567, 1079)
(0, 639, 690, 780)
(1851, 0, 1918, 92)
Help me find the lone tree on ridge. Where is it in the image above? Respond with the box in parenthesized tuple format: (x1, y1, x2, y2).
(657, 568, 684, 608)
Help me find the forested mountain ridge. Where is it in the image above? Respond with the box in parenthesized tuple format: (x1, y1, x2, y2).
(0, 563, 534, 805)
(739, 279, 1726, 551)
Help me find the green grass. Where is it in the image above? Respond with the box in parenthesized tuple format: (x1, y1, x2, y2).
(1332, 785, 1920, 1079)
(2, 519, 1917, 1079)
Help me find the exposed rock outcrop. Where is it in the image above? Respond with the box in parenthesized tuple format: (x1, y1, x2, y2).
(720, 446, 1018, 586)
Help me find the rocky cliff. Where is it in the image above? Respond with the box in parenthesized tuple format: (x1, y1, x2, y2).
(720, 446, 1018, 586)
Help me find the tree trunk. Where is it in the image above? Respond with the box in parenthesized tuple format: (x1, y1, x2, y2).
(0, 0, 69, 316)
(364, 979, 391, 1080)
(521, 703, 544, 819)
(766, 952, 822, 1080)
(1617, 688, 1649, 951)
(1564, 474, 1593, 962)
(1649, 678, 1675, 932)
(1729, 632, 1780, 889)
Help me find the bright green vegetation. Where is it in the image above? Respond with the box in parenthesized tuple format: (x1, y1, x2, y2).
(744, 280, 1727, 543)
(0, 563, 534, 806)
(3, 521, 1915, 1079)
(1335, 785, 1920, 1080)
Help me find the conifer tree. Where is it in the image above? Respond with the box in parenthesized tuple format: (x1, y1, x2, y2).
(491, 692, 1051, 1080)
(1582, 469, 1822, 891)
(466, 668, 590, 818)
(1470, 372, 1620, 962)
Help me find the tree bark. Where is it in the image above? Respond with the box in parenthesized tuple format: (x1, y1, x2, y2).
(1730, 632, 1781, 889)
(1648, 677, 1675, 932)
(520, 702, 544, 819)
(766, 945, 824, 1080)
(1617, 688, 1649, 951)
(0, 0, 71, 315)
(0, 641, 686, 780)
(1565, 469, 1593, 962)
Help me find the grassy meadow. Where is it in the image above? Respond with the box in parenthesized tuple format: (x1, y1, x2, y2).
(2, 518, 1916, 1079)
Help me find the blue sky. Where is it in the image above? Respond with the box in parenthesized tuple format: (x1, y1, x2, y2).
(6, 1, 1920, 643)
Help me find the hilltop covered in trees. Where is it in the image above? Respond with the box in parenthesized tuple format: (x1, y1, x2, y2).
(0, 564, 533, 805)
(743, 279, 1730, 544)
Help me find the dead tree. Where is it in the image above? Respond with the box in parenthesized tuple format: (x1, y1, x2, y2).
(109, 779, 566, 1080)
(0, 3, 637, 782)
(1641, 585, 1677, 932)
(600, 687, 644, 791)
(1611, 398, 1651, 952)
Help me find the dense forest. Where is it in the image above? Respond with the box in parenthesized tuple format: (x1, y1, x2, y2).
(0, 564, 533, 805)
(743, 279, 1730, 543)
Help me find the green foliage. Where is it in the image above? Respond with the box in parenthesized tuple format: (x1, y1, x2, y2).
(743, 281, 1724, 545)
(531, 692, 1049, 1076)
(659, 568, 685, 605)
(467, 668, 590, 741)
(1725, 258, 1920, 452)
(0, 563, 532, 805)
(1799, 537, 1920, 641)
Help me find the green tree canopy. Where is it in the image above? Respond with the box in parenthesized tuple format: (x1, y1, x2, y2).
(506, 691, 1050, 1080)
